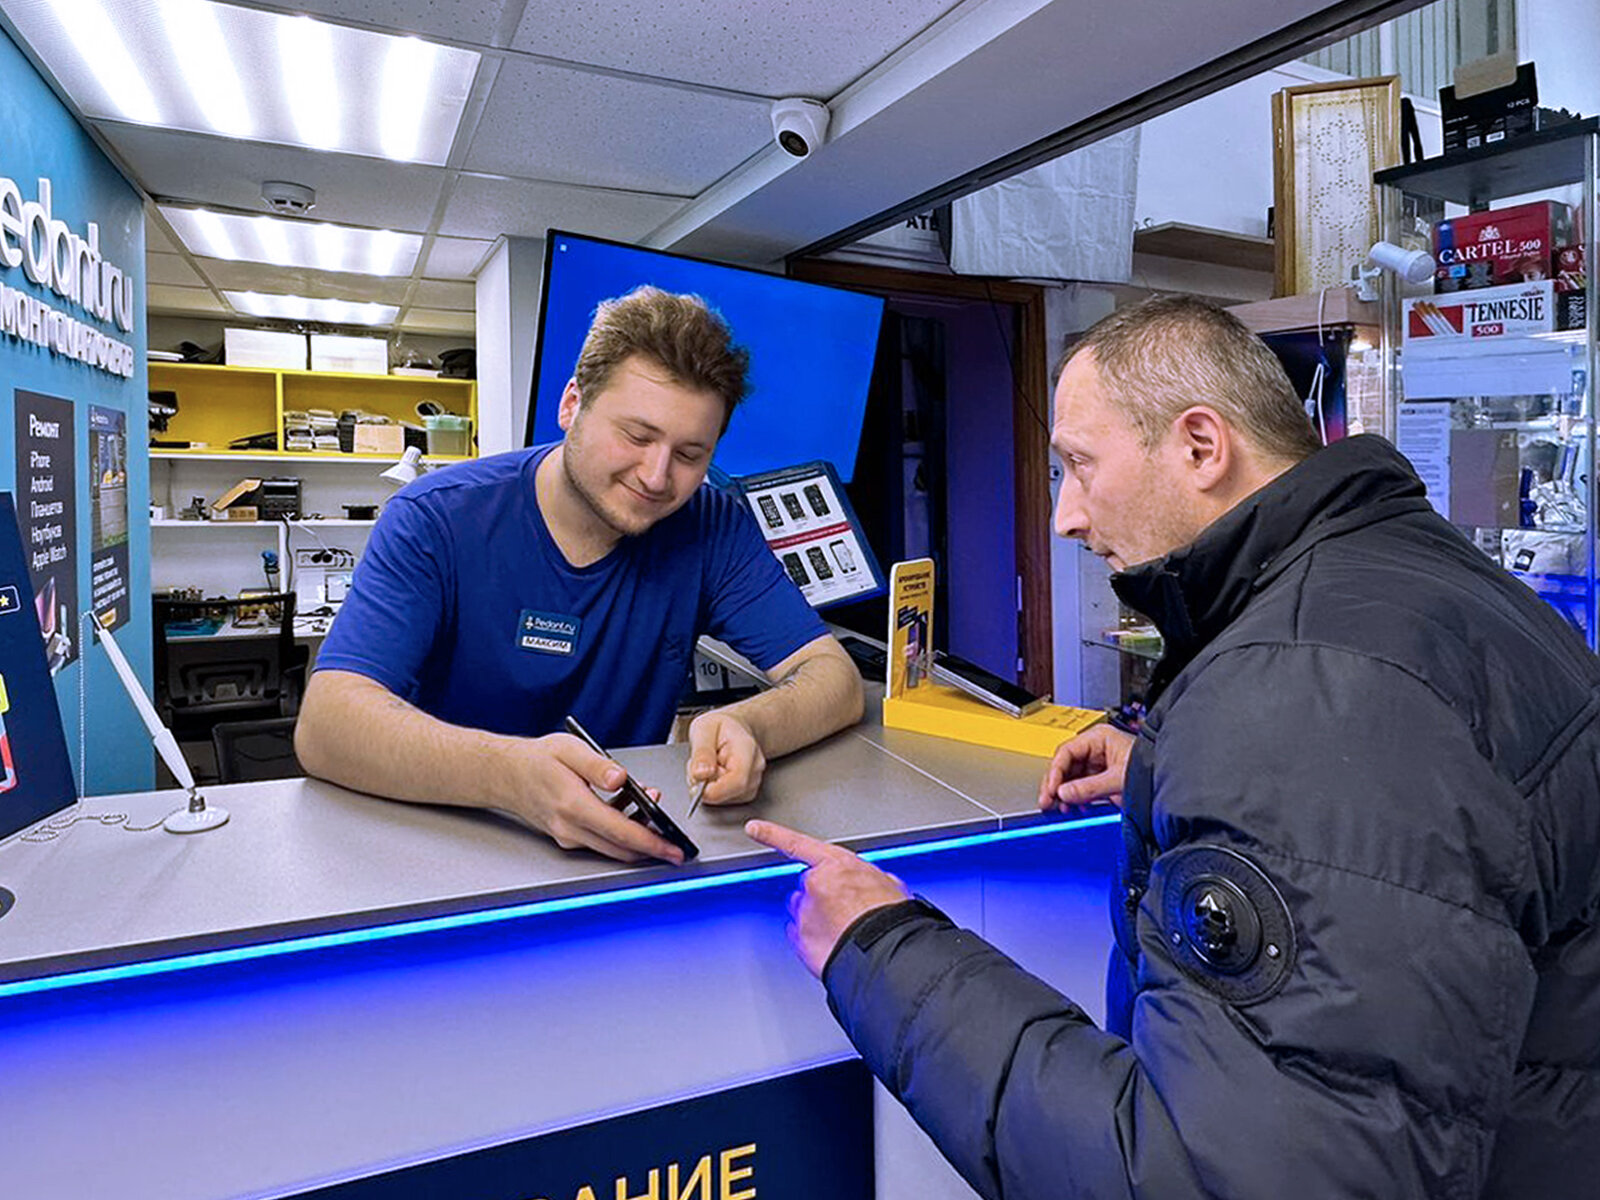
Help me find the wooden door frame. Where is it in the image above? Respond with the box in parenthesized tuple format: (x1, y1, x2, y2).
(788, 258, 1053, 696)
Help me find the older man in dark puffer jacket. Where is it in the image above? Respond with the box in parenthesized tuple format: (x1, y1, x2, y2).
(750, 295, 1600, 1199)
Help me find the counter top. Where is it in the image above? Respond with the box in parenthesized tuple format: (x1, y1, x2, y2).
(0, 715, 1108, 989)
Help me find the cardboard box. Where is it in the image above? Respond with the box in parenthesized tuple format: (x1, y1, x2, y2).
(224, 328, 307, 370)
(1439, 60, 1537, 155)
(1433, 201, 1571, 292)
(882, 685, 1105, 759)
(311, 334, 387, 375)
(352, 424, 406, 456)
(1404, 280, 1555, 345)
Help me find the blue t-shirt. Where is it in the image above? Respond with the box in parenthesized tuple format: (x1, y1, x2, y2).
(315, 445, 827, 748)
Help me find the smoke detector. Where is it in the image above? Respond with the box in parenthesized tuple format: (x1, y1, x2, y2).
(261, 180, 316, 216)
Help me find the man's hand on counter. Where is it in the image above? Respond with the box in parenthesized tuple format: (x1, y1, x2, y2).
(507, 733, 686, 865)
(1038, 723, 1134, 813)
(686, 710, 767, 805)
(745, 819, 910, 978)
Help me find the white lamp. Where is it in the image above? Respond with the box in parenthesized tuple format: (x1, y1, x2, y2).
(1354, 240, 1436, 300)
(379, 445, 425, 487)
(93, 620, 229, 834)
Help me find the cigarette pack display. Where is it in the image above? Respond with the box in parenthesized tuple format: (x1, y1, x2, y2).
(1432, 201, 1571, 292)
(1555, 244, 1587, 332)
(1403, 281, 1555, 344)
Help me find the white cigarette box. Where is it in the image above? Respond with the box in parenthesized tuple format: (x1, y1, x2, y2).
(1403, 281, 1555, 345)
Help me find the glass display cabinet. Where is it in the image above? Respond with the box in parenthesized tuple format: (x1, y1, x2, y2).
(1376, 118, 1599, 649)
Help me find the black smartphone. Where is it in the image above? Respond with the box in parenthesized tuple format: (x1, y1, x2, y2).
(931, 652, 1045, 718)
(805, 545, 834, 580)
(780, 491, 806, 520)
(756, 494, 783, 529)
(562, 716, 700, 861)
(803, 483, 829, 516)
(781, 551, 809, 586)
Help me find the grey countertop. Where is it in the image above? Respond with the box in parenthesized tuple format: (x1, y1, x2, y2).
(0, 709, 1092, 986)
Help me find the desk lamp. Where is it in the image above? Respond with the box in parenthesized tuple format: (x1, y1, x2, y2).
(380, 446, 426, 487)
(93, 619, 229, 834)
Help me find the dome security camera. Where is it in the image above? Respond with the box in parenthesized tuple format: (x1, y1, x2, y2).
(771, 98, 830, 158)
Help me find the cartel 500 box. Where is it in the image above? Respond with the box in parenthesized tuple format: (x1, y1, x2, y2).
(1433, 200, 1572, 292)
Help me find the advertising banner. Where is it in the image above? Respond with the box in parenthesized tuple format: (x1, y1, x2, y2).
(0, 494, 77, 843)
(88, 404, 130, 631)
(296, 1059, 873, 1200)
(13, 390, 77, 673)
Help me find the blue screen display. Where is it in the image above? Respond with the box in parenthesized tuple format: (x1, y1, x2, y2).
(526, 232, 884, 482)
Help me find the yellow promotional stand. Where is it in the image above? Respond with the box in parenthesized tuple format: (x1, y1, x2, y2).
(881, 559, 1104, 758)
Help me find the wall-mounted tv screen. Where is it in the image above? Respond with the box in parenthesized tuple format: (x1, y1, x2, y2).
(524, 231, 885, 482)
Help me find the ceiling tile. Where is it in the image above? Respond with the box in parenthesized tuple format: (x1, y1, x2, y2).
(146, 252, 207, 288)
(145, 218, 182, 255)
(147, 284, 229, 315)
(424, 236, 497, 278)
(95, 123, 449, 234)
(510, 0, 966, 96)
(401, 308, 477, 334)
(464, 58, 768, 194)
(245, 0, 519, 47)
(442, 174, 684, 243)
(190, 258, 412, 305)
(412, 279, 477, 310)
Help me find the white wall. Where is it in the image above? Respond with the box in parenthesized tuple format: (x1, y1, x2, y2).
(1520, 0, 1600, 122)
(474, 236, 546, 456)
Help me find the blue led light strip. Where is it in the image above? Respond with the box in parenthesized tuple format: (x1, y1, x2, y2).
(0, 813, 1118, 999)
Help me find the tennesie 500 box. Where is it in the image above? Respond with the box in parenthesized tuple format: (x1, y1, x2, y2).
(1433, 201, 1572, 292)
(1404, 280, 1555, 344)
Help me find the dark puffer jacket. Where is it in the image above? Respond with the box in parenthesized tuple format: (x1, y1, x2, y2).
(825, 435, 1600, 1198)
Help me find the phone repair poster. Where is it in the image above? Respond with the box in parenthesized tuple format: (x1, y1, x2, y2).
(89, 405, 130, 632)
(13, 390, 78, 673)
(738, 462, 882, 607)
(0, 494, 78, 840)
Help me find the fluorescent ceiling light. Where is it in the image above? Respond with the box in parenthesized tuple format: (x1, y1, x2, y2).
(161, 0, 251, 138)
(380, 37, 438, 163)
(42, 0, 161, 124)
(9, 0, 479, 165)
(224, 291, 400, 327)
(161, 207, 423, 277)
(279, 14, 339, 152)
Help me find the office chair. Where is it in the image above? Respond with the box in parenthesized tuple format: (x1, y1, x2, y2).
(211, 717, 304, 783)
(153, 592, 307, 741)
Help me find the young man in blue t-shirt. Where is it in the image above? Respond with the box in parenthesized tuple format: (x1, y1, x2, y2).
(295, 287, 863, 864)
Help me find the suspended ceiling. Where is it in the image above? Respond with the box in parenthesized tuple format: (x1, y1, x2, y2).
(0, 0, 1406, 335)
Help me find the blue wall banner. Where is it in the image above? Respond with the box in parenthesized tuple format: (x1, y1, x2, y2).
(13, 390, 77, 673)
(296, 1059, 874, 1200)
(0, 493, 77, 842)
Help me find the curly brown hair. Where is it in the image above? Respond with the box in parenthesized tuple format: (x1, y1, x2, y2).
(572, 286, 751, 432)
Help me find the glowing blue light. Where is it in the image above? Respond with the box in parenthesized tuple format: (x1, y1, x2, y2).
(0, 814, 1118, 999)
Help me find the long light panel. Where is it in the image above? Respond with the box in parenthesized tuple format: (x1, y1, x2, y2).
(10, 0, 479, 164)
(160, 206, 422, 276)
(223, 291, 400, 326)
(0, 815, 1119, 1000)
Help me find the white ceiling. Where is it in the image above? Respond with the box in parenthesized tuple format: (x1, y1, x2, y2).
(0, 0, 1385, 335)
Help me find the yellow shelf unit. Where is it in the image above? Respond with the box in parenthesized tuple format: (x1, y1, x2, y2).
(148, 362, 478, 459)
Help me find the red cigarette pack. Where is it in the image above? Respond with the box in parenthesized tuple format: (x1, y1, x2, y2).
(1433, 200, 1572, 292)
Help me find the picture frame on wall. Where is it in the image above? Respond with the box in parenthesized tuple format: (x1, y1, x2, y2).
(1272, 75, 1402, 297)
